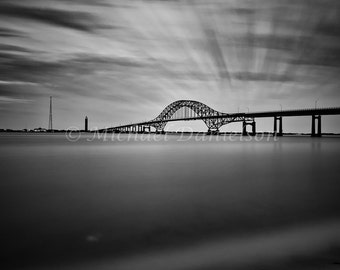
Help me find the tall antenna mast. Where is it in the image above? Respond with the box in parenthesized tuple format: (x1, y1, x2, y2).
(48, 96, 53, 130)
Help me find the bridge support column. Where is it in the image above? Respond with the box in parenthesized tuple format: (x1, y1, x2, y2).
(142, 126, 148, 133)
(274, 116, 283, 136)
(242, 121, 247, 136)
(156, 129, 165, 134)
(252, 121, 256, 136)
(242, 120, 256, 136)
(311, 115, 322, 137)
(207, 129, 219, 135)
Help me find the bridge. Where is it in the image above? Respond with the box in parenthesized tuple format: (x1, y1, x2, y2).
(101, 100, 340, 137)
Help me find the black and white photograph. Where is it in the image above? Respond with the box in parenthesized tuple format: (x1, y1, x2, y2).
(1, 0, 340, 269)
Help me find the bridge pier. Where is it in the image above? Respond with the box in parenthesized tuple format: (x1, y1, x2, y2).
(242, 122, 246, 136)
(274, 116, 283, 136)
(311, 115, 322, 137)
(143, 126, 151, 133)
(252, 121, 256, 135)
(242, 120, 256, 136)
(207, 129, 219, 135)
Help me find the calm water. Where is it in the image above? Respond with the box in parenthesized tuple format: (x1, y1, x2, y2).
(1, 133, 340, 269)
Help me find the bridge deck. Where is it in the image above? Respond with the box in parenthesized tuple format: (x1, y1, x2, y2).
(243, 107, 340, 118)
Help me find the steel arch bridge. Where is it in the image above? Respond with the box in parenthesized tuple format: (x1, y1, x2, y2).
(104, 100, 252, 133)
(100, 99, 340, 136)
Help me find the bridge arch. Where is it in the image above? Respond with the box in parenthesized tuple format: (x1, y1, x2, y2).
(150, 100, 230, 131)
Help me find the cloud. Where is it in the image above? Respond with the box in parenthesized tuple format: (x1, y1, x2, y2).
(0, 96, 34, 103)
(0, 80, 38, 86)
(224, 7, 256, 16)
(0, 44, 37, 54)
(0, 0, 340, 129)
(292, 47, 340, 68)
(0, 4, 103, 32)
(0, 51, 163, 106)
(56, 0, 117, 7)
(232, 72, 291, 82)
(0, 27, 25, 37)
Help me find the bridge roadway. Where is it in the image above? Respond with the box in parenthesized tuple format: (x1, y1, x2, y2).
(101, 100, 340, 137)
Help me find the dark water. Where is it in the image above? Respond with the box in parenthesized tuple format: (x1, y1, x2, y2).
(1, 133, 340, 269)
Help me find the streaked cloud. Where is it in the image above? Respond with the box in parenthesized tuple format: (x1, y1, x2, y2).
(0, 27, 26, 38)
(0, 80, 38, 86)
(0, 0, 339, 129)
(0, 96, 34, 103)
(0, 2, 107, 32)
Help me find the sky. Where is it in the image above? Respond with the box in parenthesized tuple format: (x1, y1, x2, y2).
(0, 0, 340, 132)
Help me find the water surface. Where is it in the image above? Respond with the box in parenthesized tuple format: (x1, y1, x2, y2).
(1, 133, 339, 269)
